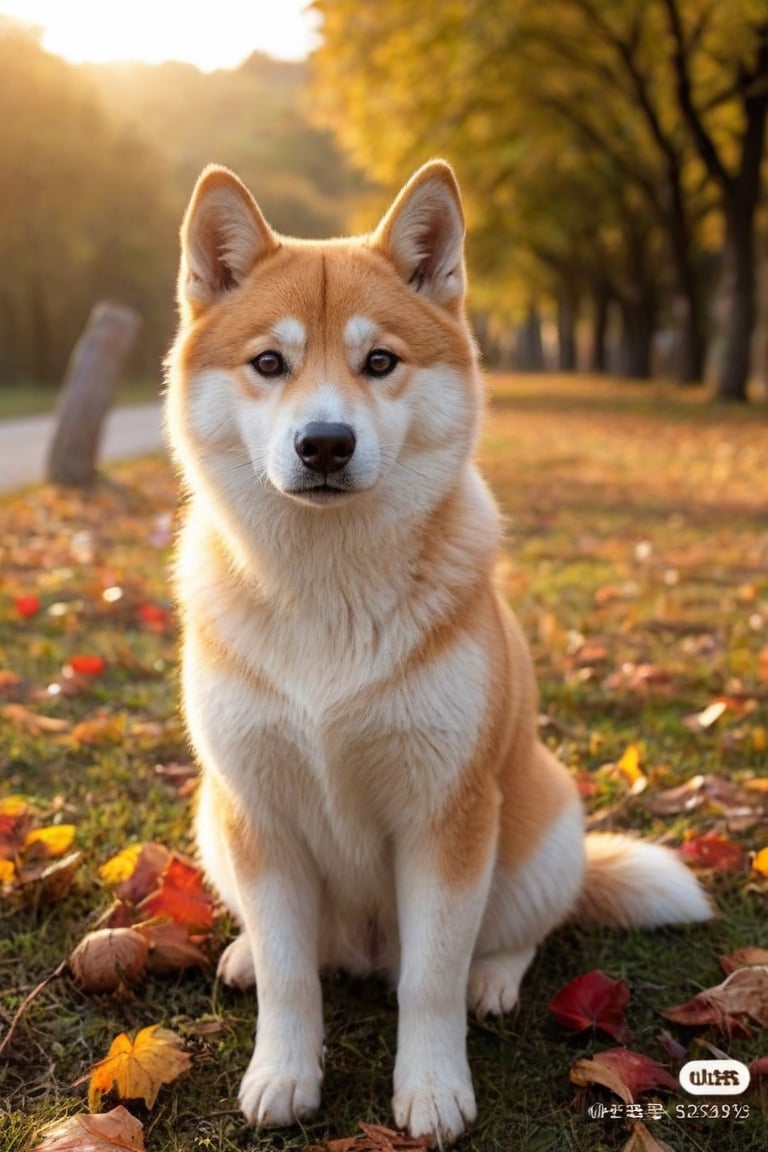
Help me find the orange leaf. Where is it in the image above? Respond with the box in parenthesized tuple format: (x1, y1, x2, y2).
(85, 1024, 191, 1111)
(136, 920, 208, 974)
(2, 704, 71, 735)
(138, 856, 214, 931)
(30, 1106, 145, 1151)
(570, 1048, 676, 1103)
(720, 947, 768, 975)
(752, 847, 768, 877)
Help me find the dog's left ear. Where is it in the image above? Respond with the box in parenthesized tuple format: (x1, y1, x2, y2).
(373, 160, 466, 309)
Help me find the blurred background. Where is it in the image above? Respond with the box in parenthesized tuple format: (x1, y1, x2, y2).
(1, 0, 767, 409)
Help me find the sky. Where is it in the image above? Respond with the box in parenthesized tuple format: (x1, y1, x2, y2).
(0, 0, 320, 70)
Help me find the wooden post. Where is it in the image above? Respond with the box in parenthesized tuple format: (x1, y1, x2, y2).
(46, 302, 142, 486)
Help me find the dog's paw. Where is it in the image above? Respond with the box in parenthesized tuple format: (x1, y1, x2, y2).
(467, 958, 520, 1019)
(467, 949, 534, 1020)
(217, 933, 256, 988)
(392, 1070, 476, 1147)
(239, 1047, 322, 1128)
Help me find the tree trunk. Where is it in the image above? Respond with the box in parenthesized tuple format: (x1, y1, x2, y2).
(619, 297, 654, 380)
(517, 303, 546, 371)
(715, 203, 757, 403)
(557, 287, 578, 371)
(589, 283, 609, 373)
(46, 302, 141, 486)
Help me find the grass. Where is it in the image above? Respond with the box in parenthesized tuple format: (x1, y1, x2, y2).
(0, 378, 163, 420)
(1, 373, 767, 1152)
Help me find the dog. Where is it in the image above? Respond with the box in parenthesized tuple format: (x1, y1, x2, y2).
(164, 159, 713, 1147)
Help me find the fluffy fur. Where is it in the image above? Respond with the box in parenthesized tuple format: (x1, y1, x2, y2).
(164, 160, 713, 1147)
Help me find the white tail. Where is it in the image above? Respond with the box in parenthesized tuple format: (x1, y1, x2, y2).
(575, 833, 715, 928)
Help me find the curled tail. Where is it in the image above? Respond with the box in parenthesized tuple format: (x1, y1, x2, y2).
(574, 833, 714, 929)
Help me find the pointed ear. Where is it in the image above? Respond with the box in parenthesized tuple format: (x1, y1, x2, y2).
(178, 165, 279, 318)
(373, 160, 466, 308)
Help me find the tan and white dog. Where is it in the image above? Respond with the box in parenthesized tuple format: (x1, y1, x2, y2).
(165, 160, 712, 1147)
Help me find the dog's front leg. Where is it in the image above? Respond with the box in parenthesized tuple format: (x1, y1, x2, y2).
(392, 812, 497, 1147)
(233, 849, 324, 1128)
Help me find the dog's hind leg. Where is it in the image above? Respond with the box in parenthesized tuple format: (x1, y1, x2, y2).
(467, 947, 537, 1019)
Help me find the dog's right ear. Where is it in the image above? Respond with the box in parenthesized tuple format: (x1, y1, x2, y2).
(178, 165, 279, 320)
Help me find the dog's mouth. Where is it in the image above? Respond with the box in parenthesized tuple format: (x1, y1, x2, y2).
(284, 482, 358, 505)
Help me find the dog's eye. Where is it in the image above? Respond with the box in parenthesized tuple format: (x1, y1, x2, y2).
(363, 348, 400, 378)
(250, 350, 286, 378)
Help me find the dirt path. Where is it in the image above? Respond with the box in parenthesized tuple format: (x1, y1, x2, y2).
(0, 403, 165, 492)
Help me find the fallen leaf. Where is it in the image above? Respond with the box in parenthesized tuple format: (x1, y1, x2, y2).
(70, 928, 149, 993)
(752, 847, 768, 877)
(137, 920, 208, 975)
(643, 773, 767, 819)
(570, 1048, 676, 1103)
(622, 1120, 676, 1152)
(748, 1056, 768, 1080)
(656, 1030, 688, 1064)
(69, 713, 126, 746)
(2, 703, 71, 735)
(24, 824, 77, 859)
(84, 1024, 191, 1111)
(30, 1106, 145, 1151)
(682, 700, 728, 730)
(661, 966, 768, 1035)
(679, 832, 747, 872)
(103, 842, 171, 905)
(720, 947, 768, 975)
(66, 654, 107, 676)
(138, 856, 214, 931)
(616, 744, 646, 791)
(14, 594, 41, 619)
(99, 845, 145, 887)
(308, 1122, 433, 1151)
(15, 851, 83, 904)
(548, 970, 633, 1042)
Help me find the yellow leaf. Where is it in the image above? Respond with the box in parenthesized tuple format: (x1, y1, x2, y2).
(24, 824, 76, 859)
(752, 847, 768, 878)
(752, 726, 767, 754)
(0, 858, 16, 883)
(99, 844, 144, 886)
(86, 1025, 191, 1111)
(0, 795, 30, 818)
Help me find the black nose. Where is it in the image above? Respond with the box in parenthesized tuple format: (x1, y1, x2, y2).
(294, 422, 356, 475)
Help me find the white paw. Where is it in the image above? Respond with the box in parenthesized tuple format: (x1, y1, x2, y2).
(467, 958, 521, 1019)
(393, 1068, 476, 1147)
(217, 933, 255, 988)
(239, 1046, 322, 1127)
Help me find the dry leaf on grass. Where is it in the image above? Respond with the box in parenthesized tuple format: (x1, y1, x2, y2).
(661, 966, 768, 1036)
(82, 1024, 191, 1111)
(309, 1122, 433, 1151)
(548, 970, 633, 1042)
(570, 1048, 676, 1103)
(30, 1106, 144, 1151)
(70, 928, 150, 993)
(622, 1120, 677, 1152)
(720, 947, 768, 975)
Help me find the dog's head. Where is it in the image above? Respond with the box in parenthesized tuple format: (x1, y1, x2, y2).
(166, 161, 481, 522)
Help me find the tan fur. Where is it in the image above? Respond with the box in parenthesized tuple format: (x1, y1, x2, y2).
(165, 160, 712, 1147)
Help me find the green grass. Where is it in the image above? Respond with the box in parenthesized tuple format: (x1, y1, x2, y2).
(1, 375, 767, 1152)
(0, 377, 163, 420)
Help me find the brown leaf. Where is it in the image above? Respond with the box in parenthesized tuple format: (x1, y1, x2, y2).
(720, 947, 768, 975)
(1, 703, 71, 735)
(137, 920, 208, 974)
(643, 773, 767, 819)
(309, 1123, 432, 1152)
(83, 1024, 191, 1111)
(69, 928, 149, 993)
(661, 966, 768, 1036)
(30, 1106, 145, 1151)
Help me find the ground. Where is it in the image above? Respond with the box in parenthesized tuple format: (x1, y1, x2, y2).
(1, 374, 767, 1152)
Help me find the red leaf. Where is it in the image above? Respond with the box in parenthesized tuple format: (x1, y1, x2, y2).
(137, 602, 173, 632)
(748, 1056, 768, 1080)
(14, 594, 41, 619)
(67, 654, 107, 676)
(138, 856, 214, 930)
(679, 833, 747, 872)
(548, 970, 633, 1042)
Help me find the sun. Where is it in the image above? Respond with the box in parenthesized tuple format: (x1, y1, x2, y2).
(0, 0, 319, 70)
